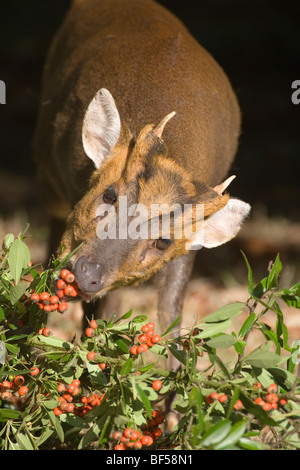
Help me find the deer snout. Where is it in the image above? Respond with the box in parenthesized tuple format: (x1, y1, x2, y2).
(74, 255, 103, 293)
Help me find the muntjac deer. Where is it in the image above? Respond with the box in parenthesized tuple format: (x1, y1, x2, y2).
(33, 0, 250, 364)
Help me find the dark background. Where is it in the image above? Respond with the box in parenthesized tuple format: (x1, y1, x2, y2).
(0, 0, 299, 276)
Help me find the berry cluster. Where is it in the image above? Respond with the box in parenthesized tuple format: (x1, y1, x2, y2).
(253, 382, 287, 411)
(113, 409, 164, 450)
(206, 391, 229, 405)
(53, 378, 105, 417)
(130, 322, 161, 356)
(0, 370, 38, 402)
(30, 269, 78, 313)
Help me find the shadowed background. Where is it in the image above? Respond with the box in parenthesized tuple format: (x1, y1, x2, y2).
(0, 0, 299, 339)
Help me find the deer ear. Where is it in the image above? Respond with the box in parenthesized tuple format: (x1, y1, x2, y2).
(188, 198, 251, 250)
(82, 88, 121, 169)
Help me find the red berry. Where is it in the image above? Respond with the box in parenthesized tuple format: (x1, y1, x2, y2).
(66, 403, 75, 413)
(253, 382, 262, 389)
(114, 444, 126, 450)
(85, 327, 95, 338)
(233, 399, 244, 410)
(99, 363, 106, 370)
(206, 394, 214, 404)
(267, 383, 278, 394)
(53, 407, 63, 416)
(152, 380, 162, 391)
(57, 383, 67, 394)
(279, 398, 287, 406)
(137, 344, 148, 354)
(64, 285, 77, 297)
(218, 394, 228, 403)
(263, 402, 272, 411)
(14, 375, 25, 387)
(56, 279, 66, 290)
(65, 272, 75, 284)
(141, 324, 150, 333)
(18, 386, 29, 397)
(42, 327, 52, 337)
(43, 304, 52, 312)
(141, 435, 153, 446)
(123, 427, 134, 438)
(90, 319, 98, 329)
(130, 345, 138, 355)
(72, 379, 80, 387)
(113, 431, 123, 441)
(39, 292, 50, 301)
(30, 293, 40, 303)
(58, 302, 68, 313)
(151, 334, 161, 344)
(265, 393, 278, 404)
(145, 330, 154, 339)
(138, 334, 147, 343)
(210, 392, 219, 401)
(146, 337, 155, 347)
(87, 351, 95, 361)
(57, 289, 64, 298)
(49, 295, 59, 304)
(146, 322, 155, 330)
(2, 380, 11, 389)
(134, 440, 142, 449)
(60, 269, 70, 280)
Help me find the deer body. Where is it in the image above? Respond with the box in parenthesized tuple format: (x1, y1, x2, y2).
(33, 0, 250, 355)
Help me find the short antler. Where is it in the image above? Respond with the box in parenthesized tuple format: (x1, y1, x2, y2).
(153, 111, 176, 139)
(213, 175, 236, 195)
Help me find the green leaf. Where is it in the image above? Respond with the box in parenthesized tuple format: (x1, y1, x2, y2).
(37, 335, 74, 350)
(136, 384, 152, 418)
(266, 254, 282, 290)
(196, 319, 232, 339)
(200, 420, 231, 447)
(15, 432, 35, 450)
(114, 309, 133, 323)
(0, 408, 21, 420)
(244, 350, 281, 369)
(0, 306, 4, 322)
(120, 358, 133, 376)
(161, 315, 181, 337)
(8, 239, 30, 283)
(2, 233, 14, 250)
(201, 303, 245, 323)
(238, 312, 256, 337)
(241, 250, 254, 294)
(214, 419, 247, 450)
(206, 334, 238, 349)
(168, 344, 187, 365)
(9, 281, 27, 305)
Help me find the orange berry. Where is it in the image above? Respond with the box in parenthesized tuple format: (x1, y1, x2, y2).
(210, 392, 219, 401)
(267, 383, 278, 394)
(123, 427, 134, 438)
(137, 344, 148, 354)
(58, 302, 68, 313)
(99, 363, 106, 370)
(90, 319, 98, 329)
(56, 279, 66, 290)
(60, 269, 70, 280)
(65, 403, 75, 413)
(63, 393, 73, 403)
(152, 380, 162, 391)
(145, 330, 154, 339)
(253, 382, 262, 389)
(134, 440, 142, 449)
(43, 304, 52, 312)
(233, 399, 244, 410)
(279, 398, 287, 406)
(30, 293, 40, 303)
(114, 444, 126, 450)
(141, 435, 153, 446)
(65, 383, 75, 394)
(87, 351, 95, 361)
(263, 402, 272, 411)
(42, 327, 52, 337)
(146, 337, 155, 347)
(49, 295, 59, 304)
(254, 397, 264, 406)
(18, 386, 29, 397)
(265, 393, 278, 404)
(138, 334, 147, 343)
(39, 292, 50, 301)
(151, 335, 161, 344)
(2, 380, 11, 389)
(85, 327, 95, 338)
(65, 272, 75, 284)
(130, 345, 138, 355)
(57, 383, 67, 394)
(14, 375, 25, 387)
(57, 289, 64, 298)
(81, 396, 88, 404)
(218, 394, 228, 403)
(72, 379, 80, 387)
(146, 322, 155, 330)
(54, 407, 63, 416)
(64, 285, 76, 297)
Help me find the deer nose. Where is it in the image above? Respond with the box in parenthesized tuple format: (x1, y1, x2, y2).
(74, 256, 103, 292)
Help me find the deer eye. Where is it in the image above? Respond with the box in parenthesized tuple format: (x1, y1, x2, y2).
(103, 186, 117, 204)
(153, 238, 173, 250)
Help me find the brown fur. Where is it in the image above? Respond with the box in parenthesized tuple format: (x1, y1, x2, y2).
(33, 0, 246, 361)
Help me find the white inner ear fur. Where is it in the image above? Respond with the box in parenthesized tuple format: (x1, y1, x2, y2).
(188, 198, 251, 250)
(82, 88, 121, 169)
